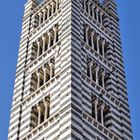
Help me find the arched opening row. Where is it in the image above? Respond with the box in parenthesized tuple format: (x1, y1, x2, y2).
(30, 96, 50, 130)
(31, 25, 58, 61)
(87, 58, 110, 90)
(92, 95, 110, 127)
(83, 0, 106, 26)
(32, 0, 60, 28)
(30, 58, 55, 92)
(84, 25, 110, 60)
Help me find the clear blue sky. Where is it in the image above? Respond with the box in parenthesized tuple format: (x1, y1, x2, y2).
(0, 0, 139, 140)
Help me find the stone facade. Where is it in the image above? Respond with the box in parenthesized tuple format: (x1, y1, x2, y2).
(8, 0, 133, 140)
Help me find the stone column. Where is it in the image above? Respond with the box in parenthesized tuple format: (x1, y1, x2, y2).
(38, 12, 42, 25)
(31, 43, 36, 60)
(32, 14, 37, 28)
(51, 2, 55, 14)
(37, 72, 41, 89)
(37, 105, 41, 125)
(48, 32, 52, 48)
(85, 26, 89, 45)
(91, 31, 95, 49)
(95, 8, 99, 22)
(50, 63, 54, 79)
(92, 5, 95, 19)
(89, 61, 93, 79)
(53, 26, 57, 44)
(87, 1, 91, 14)
(47, 5, 51, 18)
(43, 8, 47, 22)
(101, 104, 105, 125)
(43, 67, 47, 84)
(37, 40, 41, 58)
(43, 100, 49, 120)
(94, 100, 98, 121)
(95, 65, 100, 85)
(96, 35, 100, 54)
(102, 40, 106, 58)
(100, 11, 103, 25)
(106, 43, 111, 60)
(56, 0, 59, 11)
(42, 36, 46, 53)
(83, 0, 86, 10)
(102, 71, 106, 89)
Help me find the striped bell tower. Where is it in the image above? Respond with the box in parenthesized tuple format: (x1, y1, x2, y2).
(8, 0, 133, 140)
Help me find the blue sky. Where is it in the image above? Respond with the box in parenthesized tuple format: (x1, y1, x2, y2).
(0, 0, 139, 140)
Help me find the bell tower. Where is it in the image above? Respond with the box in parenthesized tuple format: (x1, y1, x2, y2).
(8, 0, 133, 140)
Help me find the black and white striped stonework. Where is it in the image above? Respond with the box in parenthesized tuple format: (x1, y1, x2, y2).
(8, 0, 133, 140)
